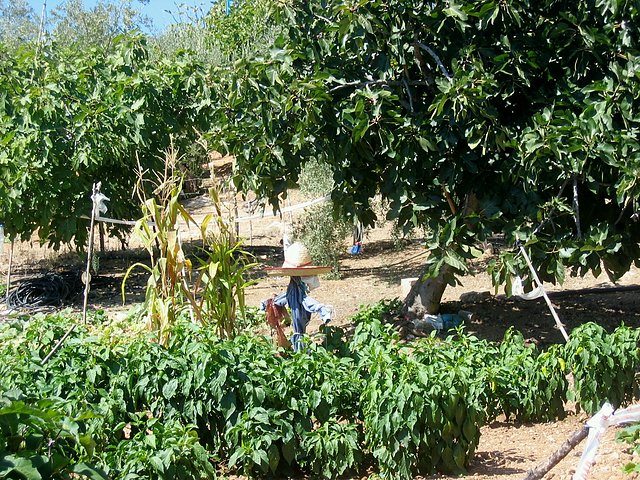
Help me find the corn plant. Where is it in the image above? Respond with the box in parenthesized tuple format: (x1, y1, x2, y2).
(122, 148, 197, 346)
(190, 175, 257, 339)
(122, 146, 256, 343)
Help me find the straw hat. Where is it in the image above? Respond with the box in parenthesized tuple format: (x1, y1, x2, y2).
(265, 242, 332, 276)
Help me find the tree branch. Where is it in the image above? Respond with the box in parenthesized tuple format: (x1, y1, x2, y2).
(313, 13, 335, 25)
(522, 426, 588, 480)
(416, 42, 452, 81)
(329, 79, 430, 93)
(442, 186, 458, 215)
(402, 77, 414, 113)
(572, 175, 582, 239)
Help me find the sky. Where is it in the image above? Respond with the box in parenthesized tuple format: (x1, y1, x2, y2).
(26, 0, 216, 32)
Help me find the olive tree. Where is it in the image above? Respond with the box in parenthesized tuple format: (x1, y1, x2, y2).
(209, 0, 640, 314)
(0, 0, 38, 48)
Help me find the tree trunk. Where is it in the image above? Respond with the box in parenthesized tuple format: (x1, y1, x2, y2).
(402, 192, 478, 316)
(402, 263, 455, 316)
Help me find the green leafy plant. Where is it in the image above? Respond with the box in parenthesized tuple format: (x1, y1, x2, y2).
(361, 350, 483, 478)
(194, 179, 257, 339)
(298, 419, 363, 479)
(103, 414, 216, 480)
(565, 323, 640, 414)
(226, 407, 296, 476)
(0, 392, 107, 480)
(0, 34, 213, 249)
(3, 305, 639, 479)
(617, 423, 640, 474)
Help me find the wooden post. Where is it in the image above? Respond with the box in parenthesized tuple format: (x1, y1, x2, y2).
(98, 221, 105, 252)
(42, 183, 99, 365)
(82, 182, 99, 325)
(5, 240, 13, 304)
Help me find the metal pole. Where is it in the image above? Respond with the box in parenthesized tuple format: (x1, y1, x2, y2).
(518, 243, 570, 342)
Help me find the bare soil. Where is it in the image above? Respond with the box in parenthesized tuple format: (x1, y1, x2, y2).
(2, 195, 640, 480)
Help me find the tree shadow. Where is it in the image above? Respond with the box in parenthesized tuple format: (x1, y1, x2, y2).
(444, 287, 640, 346)
(467, 449, 532, 476)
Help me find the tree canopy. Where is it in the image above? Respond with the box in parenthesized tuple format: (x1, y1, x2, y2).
(0, 0, 283, 248)
(210, 0, 640, 298)
(0, 0, 638, 306)
(0, 36, 211, 247)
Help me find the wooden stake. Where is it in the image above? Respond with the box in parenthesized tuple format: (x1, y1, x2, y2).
(82, 183, 99, 325)
(518, 243, 570, 342)
(5, 240, 13, 304)
(98, 221, 105, 252)
(43, 183, 99, 365)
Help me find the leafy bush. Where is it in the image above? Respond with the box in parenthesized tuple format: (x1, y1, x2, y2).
(417, 330, 568, 423)
(102, 415, 215, 480)
(349, 299, 403, 357)
(292, 203, 351, 276)
(0, 391, 106, 480)
(565, 323, 640, 414)
(361, 349, 482, 478)
(1, 307, 639, 478)
(294, 159, 351, 276)
(298, 419, 363, 479)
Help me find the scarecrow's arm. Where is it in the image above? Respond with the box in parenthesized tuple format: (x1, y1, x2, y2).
(302, 297, 332, 324)
(260, 292, 288, 310)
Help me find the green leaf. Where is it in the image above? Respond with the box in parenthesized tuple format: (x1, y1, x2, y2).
(0, 455, 46, 480)
(162, 378, 179, 399)
(444, 3, 468, 21)
(282, 440, 295, 465)
(72, 462, 109, 480)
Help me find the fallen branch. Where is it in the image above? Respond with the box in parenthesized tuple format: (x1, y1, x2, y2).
(522, 425, 588, 480)
(524, 403, 640, 480)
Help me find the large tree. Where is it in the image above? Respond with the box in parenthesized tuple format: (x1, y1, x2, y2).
(0, 0, 38, 48)
(210, 0, 640, 314)
(0, 35, 212, 247)
(48, 0, 152, 48)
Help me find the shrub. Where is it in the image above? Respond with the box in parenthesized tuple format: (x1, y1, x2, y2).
(564, 323, 640, 414)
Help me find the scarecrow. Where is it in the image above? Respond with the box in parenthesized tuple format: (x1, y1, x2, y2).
(262, 242, 332, 352)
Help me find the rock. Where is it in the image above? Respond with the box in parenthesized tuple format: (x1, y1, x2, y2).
(400, 277, 419, 297)
(460, 290, 492, 304)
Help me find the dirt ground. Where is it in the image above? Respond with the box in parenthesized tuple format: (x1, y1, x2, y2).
(2, 194, 640, 480)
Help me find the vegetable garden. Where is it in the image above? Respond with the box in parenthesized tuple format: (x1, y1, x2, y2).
(2, 301, 640, 479)
(2, 0, 640, 478)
